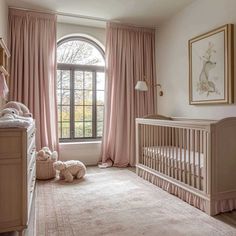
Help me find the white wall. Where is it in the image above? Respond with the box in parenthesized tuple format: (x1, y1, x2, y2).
(57, 22, 105, 165)
(0, 0, 8, 109)
(156, 0, 236, 119)
(57, 22, 105, 46)
(59, 141, 102, 165)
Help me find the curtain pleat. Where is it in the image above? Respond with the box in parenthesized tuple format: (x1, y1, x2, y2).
(101, 23, 157, 167)
(8, 9, 58, 151)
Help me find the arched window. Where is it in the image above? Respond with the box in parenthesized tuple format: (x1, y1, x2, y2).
(57, 36, 105, 141)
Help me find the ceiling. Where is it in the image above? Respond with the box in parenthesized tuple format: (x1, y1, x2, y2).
(6, 0, 194, 28)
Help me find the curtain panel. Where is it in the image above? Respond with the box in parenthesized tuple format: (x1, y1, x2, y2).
(8, 9, 58, 151)
(101, 23, 157, 167)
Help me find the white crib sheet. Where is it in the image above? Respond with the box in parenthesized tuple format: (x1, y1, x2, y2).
(143, 146, 204, 168)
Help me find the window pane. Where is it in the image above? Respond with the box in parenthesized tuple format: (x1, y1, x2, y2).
(84, 106, 92, 121)
(97, 91, 104, 105)
(97, 122, 103, 137)
(96, 72, 105, 90)
(74, 90, 83, 105)
(84, 72, 93, 90)
(97, 106, 104, 121)
(61, 90, 70, 105)
(57, 106, 61, 122)
(85, 122, 92, 137)
(84, 90, 92, 105)
(57, 90, 61, 105)
(75, 122, 83, 138)
(74, 106, 83, 121)
(57, 70, 61, 89)
(61, 70, 70, 89)
(61, 122, 70, 138)
(62, 106, 70, 122)
(57, 40, 105, 66)
(75, 71, 83, 89)
(58, 122, 61, 138)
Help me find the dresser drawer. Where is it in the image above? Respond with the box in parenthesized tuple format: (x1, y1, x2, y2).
(0, 121, 36, 233)
(0, 133, 22, 159)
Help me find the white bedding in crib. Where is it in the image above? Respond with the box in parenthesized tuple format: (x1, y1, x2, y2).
(143, 146, 204, 168)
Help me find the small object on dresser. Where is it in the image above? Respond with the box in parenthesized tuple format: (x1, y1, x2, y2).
(3, 101, 33, 117)
(53, 160, 86, 183)
(36, 147, 58, 180)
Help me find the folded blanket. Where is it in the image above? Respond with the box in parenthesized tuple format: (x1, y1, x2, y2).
(0, 115, 33, 128)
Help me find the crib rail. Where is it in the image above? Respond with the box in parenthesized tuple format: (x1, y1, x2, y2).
(136, 118, 212, 193)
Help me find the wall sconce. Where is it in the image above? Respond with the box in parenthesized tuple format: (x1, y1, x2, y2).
(135, 80, 163, 96)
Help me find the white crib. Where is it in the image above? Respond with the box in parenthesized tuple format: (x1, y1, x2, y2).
(135, 117, 236, 215)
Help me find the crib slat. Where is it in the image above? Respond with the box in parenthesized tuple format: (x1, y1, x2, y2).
(183, 129, 187, 184)
(157, 126, 161, 171)
(203, 131, 208, 193)
(153, 126, 156, 171)
(179, 128, 183, 182)
(142, 125, 144, 165)
(161, 126, 164, 173)
(156, 126, 159, 171)
(164, 127, 168, 175)
(139, 124, 142, 165)
(147, 125, 152, 168)
(144, 125, 147, 166)
(150, 125, 152, 169)
(187, 129, 191, 186)
(168, 127, 171, 176)
(163, 127, 166, 175)
(149, 125, 152, 169)
(175, 128, 179, 180)
(192, 129, 196, 188)
(173, 128, 178, 179)
(197, 130, 201, 190)
(172, 127, 175, 178)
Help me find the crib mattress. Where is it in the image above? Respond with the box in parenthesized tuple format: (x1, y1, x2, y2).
(143, 146, 204, 168)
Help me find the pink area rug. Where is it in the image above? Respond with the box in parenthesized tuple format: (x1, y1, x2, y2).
(36, 168, 236, 236)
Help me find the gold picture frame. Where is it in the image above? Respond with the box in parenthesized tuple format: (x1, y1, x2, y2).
(189, 24, 234, 105)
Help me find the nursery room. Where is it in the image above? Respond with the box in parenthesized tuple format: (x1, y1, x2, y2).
(1, 0, 236, 235)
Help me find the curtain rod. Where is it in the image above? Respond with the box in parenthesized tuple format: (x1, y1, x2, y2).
(8, 6, 113, 23)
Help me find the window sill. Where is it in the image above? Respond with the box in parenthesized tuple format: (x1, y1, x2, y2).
(59, 140, 102, 145)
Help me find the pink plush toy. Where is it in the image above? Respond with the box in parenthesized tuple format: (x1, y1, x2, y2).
(3, 101, 32, 117)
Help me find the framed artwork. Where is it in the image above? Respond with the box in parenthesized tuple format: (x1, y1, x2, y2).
(189, 24, 234, 104)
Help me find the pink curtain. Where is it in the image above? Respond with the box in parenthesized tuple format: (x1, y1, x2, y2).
(101, 23, 157, 167)
(8, 9, 58, 151)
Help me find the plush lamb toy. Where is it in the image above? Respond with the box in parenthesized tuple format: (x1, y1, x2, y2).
(0, 108, 19, 119)
(0, 108, 33, 122)
(3, 101, 32, 117)
(53, 160, 86, 182)
(36, 147, 58, 161)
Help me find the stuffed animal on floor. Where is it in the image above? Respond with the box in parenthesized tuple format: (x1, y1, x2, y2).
(3, 101, 32, 117)
(53, 160, 86, 182)
(36, 147, 58, 161)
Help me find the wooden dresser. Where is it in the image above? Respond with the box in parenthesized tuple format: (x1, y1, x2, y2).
(0, 122, 36, 235)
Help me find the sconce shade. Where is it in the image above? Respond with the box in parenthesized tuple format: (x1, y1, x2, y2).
(135, 81, 148, 91)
